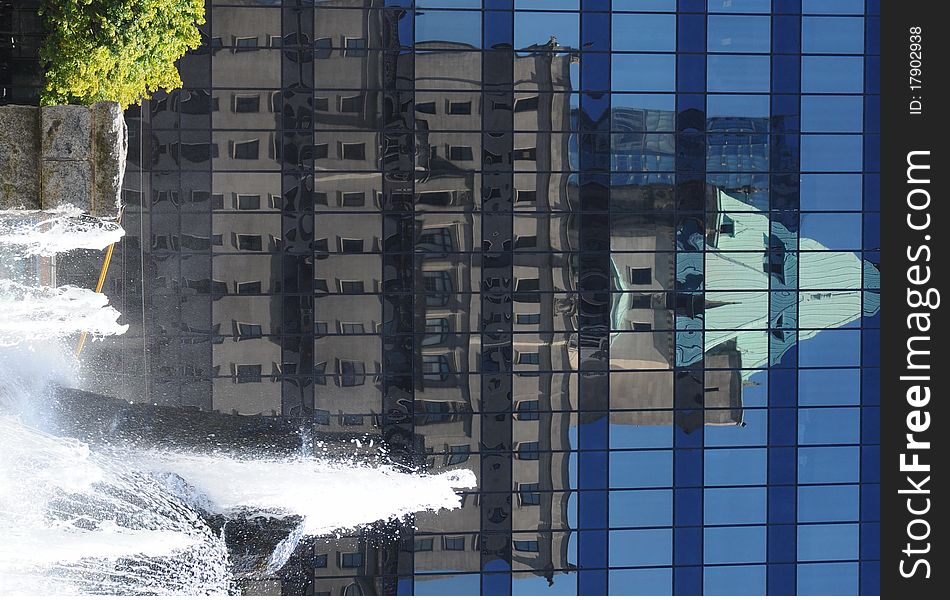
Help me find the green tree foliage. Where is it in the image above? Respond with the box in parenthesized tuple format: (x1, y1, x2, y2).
(39, 0, 206, 108)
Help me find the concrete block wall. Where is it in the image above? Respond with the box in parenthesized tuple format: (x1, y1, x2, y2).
(0, 102, 126, 217)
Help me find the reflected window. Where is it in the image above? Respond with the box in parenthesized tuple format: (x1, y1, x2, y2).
(449, 146, 474, 161)
(236, 281, 262, 295)
(443, 536, 465, 551)
(340, 94, 363, 114)
(448, 101, 472, 115)
(518, 351, 540, 365)
(339, 360, 366, 387)
(419, 227, 453, 252)
(512, 147, 537, 161)
(233, 94, 260, 113)
(340, 142, 366, 161)
(341, 192, 365, 207)
(514, 235, 537, 249)
(628, 267, 652, 285)
(339, 552, 363, 568)
(516, 400, 541, 421)
(314, 143, 329, 159)
(516, 190, 537, 203)
(413, 538, 434, 552)
(519, 483, 541, 506)
(513, 539, 540, 553)
(237, 323, 263, 340)
(516, 313, 541, 325)
(234, 36, 258, 52)
(314, 322, 328, 337)
(344, 37, 366, 57)
(314, 37, 332, 59)
(236, 234, 262, 251)
(236, 194, 261, 210)
(517, 441, 540, 460)
(418, 191, 453, 206)
(339, 280, 365, 294)
(340, 238, 364, 253)
(235, 364, 262, 384)
(514, 278, 541, 303)
(232, 139, 260, 160)
(424, 271, 452, 306)
(314, 96, 330, 112)
(340, 322, 365, 335)
(514, 96, 539, 113)
(314, 361, 327, 386)
(423, 317, 449, 346)
(422, 354, 451, 382)
(447, 444, 470, 465)
(416, 101, 437, 114)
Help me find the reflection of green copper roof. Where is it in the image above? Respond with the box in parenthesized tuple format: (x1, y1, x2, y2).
(610, 190, 881, 378)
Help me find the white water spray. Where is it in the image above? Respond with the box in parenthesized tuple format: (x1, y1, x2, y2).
(0, 205, 124, 257)
(0, 280, 128, 346)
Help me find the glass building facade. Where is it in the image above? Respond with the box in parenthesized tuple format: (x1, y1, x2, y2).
(70, 0, 881, 595)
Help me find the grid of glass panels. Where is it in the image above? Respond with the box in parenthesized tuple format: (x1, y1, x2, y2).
(94, 0, 880, 595)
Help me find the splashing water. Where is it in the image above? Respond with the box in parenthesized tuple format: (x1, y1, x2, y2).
(134, 450, 476, 538)
(0, 280, 128, 346)
(0, 345, 476, 594)
(0, 206, 124, 257)
(0, 416, 234, 596)
(0, 202, 477, 594)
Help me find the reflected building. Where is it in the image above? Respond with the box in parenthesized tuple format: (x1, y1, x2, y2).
(72, 0, 882, 596)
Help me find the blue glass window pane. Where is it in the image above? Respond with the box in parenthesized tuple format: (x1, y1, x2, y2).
(802, 56, 864, 93)
(799, 329, 861, 367)
(415, 574, 481, 596)
(798, 524, 860, 561)
(516, 0, 580, 9)
(609, 490, 673, 527)
(609, 450, 672, 487)
(612, 0, 676, 11)
(704, 526, 766, 564)
(801, 96, 864, 132)
(512, 572, 577, 595)
(802, 0, 865, 14)
(704, 565, 767, 595)
(798, 484, 860, 522)
(705, 448, 767, 486)
(608, 569, 671, 595)
(515, 12, 579, 50)
(708, 0, 772, 12)
(609, 423, 673, 449)
(418, 0, 481, 7)
(415, 11, 481, 47)
(798, 446, 860, 483)
(798, 563, 860, 595)
(704, 409, 768, 447)
(608, 529, 673, 567)
(704, 487, 767, 525)
(798, 407, 861, 445)
(803, 17, 865, 54)
(800, 173, 862, 211)
(707, 95, 769, 118)
(612, 14, 676, 51)
(708, 55, 770, 92)
(611, 93, 675, 112)
(798, 368, 861, 405)
(800, 213, 862, 250)
(707, 16, 771, 53)
(612, 54, 676, 91)
(801, 134, 864, 172)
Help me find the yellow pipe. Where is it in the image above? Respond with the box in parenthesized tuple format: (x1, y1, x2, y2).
(75, 208, 124, 357)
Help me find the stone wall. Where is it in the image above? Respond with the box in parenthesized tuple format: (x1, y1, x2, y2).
(0, 102, 126, 217)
